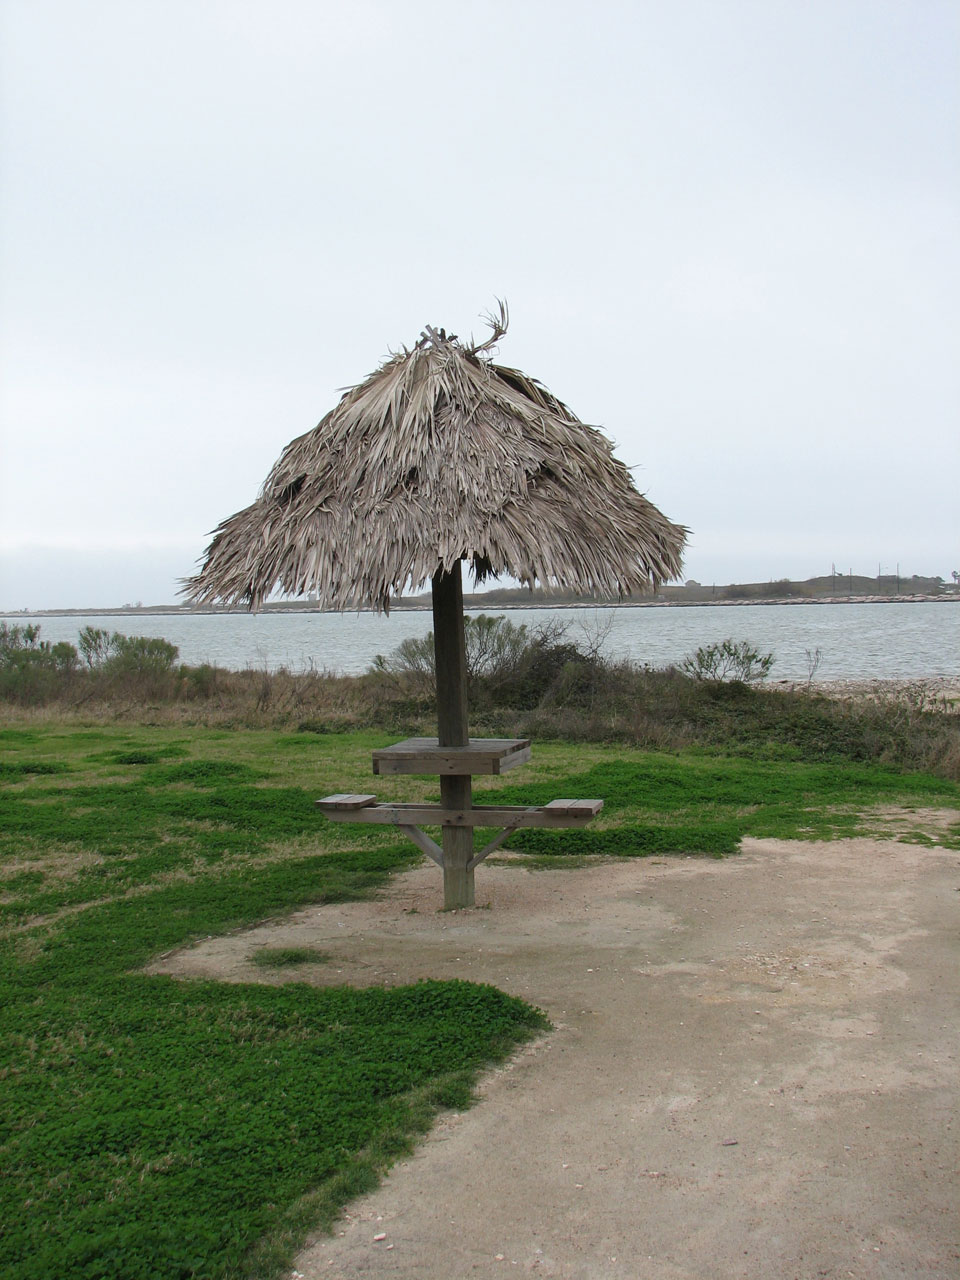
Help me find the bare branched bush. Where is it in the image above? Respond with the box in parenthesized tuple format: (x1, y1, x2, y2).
(372, 614, 579, 709)
(804, 647, 823, 685)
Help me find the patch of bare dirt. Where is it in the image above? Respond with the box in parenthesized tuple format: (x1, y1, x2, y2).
(151, 836, 960, 1279)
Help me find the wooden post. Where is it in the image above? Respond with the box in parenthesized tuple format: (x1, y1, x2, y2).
(432, 562, 474, 908)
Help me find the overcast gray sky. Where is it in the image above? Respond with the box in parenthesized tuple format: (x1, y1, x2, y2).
(1, 0, 957, 609)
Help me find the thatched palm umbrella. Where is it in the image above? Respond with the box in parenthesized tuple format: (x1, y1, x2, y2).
(186, 306, 686, 906)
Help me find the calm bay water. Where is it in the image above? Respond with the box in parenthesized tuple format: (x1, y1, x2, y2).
(5, 601, 957, 681)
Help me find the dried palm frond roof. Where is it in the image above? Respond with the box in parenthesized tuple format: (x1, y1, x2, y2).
(185, 305, 686, 611)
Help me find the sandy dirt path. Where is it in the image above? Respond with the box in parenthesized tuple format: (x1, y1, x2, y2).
(152, 837, 959, 1279)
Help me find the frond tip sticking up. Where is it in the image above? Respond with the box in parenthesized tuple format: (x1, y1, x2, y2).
(469, 299, 509, 355)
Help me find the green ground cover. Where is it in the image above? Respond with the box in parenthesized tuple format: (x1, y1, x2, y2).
(0, 726, 545, 1280)
(1, 724, 957, 1278)
(486, 749, 960, 856)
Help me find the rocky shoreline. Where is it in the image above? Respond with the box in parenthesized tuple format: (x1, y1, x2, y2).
(778, 674, 960, 708)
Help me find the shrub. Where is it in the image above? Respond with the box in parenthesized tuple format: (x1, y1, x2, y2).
(679, 638, 775, 684)
(179, 662, 221, 700)
(78, 626, 113, 669)
(372, 614, 583, 709)
(75, 629, 180, 681)
(465, 613, 533, 681)
(0, 623, 79, 704)
(0, 623, 78, 672)
(373, 614, 533, 686)
(82, 633, 182, 700)
(103, 634, 179, 676)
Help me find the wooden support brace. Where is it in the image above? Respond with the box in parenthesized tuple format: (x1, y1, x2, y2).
(463, 803, 605, 870)
(398, 825, 444, 867)
(316, 788, 605, 888)
(466, 824, 521, 872)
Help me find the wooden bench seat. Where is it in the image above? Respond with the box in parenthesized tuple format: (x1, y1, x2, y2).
(316, 795, 602, 828)
(314, 793, 377, 811)
(316, 794, 604, 872)
(542, 799, 604, 818)
(317, 736, 605, 891)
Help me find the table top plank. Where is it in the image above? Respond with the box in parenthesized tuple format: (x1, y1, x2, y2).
(372, 737, 532, 776)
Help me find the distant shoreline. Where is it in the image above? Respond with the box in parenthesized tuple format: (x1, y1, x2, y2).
(3, 593, 956, 618)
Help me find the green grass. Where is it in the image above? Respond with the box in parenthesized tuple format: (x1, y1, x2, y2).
(482, 749, 960, 856)
(2, 724, 958, 1279)
(0, 726, 547, 1280)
